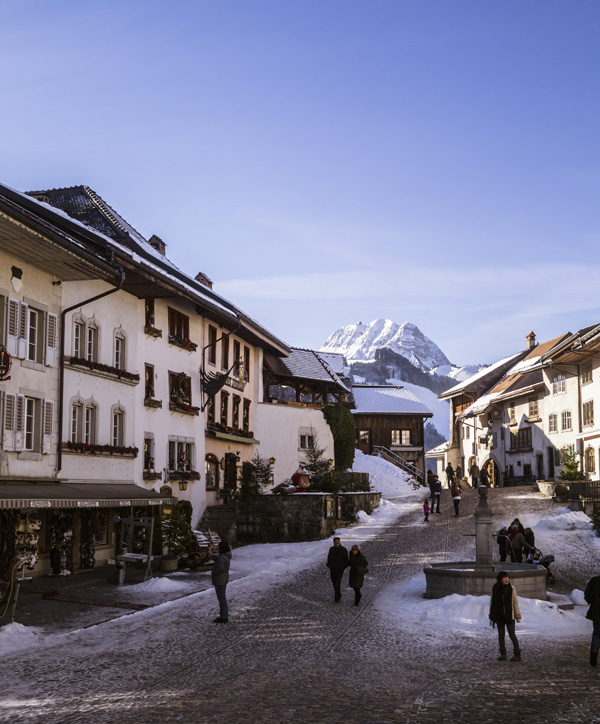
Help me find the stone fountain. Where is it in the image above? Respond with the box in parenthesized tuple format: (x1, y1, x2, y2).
(424, 486, 548, 600)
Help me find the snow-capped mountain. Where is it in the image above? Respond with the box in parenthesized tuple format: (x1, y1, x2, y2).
(321, 319, 451, 370)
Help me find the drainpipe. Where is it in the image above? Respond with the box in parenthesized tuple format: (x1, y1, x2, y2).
(56, 272, 125, 473)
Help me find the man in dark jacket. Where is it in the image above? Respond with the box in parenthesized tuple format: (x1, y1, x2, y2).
(327, 537, 349, 603)
(445, 463, 455, 488)
(211, 541, 232, 623)
(432, 475, 442, 513)
(584, 575, 600, 666)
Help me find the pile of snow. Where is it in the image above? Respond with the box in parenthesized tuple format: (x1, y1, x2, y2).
(0, 623, 43, 656)
(124, 577, 189, 593)
(570, 589, 588, 606)
(351, 449, 424, 499)
(534, 509, 595, 531)
(376, 576, 590, 639)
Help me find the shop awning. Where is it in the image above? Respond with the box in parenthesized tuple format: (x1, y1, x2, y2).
(0, 482, 174, 510)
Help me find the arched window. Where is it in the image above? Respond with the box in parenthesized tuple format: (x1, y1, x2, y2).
(585, 446, 596, 474)
(205, 454, 219, 489)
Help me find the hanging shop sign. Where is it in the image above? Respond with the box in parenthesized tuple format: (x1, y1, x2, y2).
(0, 349, 11, 381)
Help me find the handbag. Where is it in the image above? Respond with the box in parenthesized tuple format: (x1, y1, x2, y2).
(357, 564, 369, 575)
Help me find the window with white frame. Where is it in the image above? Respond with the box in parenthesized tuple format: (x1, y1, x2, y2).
(71, 401, 96, 444)
(111, 408, 124, 446)
(583, 400, 594, 427)
(561, 410, 572, 431)
(391, 429, 401, 445)
(85, 406, 96, 444)
(72, 316, 98, 362)
(114, 333, 125, 370)
(73, 321, 84, 358)
(5, 299, 57, 365)
(168, 439, 195, 471)
(553, 373, 566, 394)
(299, 431, 314, 450)
(509, 402, 516, 422)
(548, 413, 558, 433)
(2, 392, 52, 453)
(86, 325, 98, 362)
(528, 399, 539, 418)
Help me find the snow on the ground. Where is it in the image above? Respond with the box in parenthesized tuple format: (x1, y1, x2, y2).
(351, 449, 425, 499)
(570, 589, 587, 606)
(2, 454, 598, 657)
(375, 575, 591, 640)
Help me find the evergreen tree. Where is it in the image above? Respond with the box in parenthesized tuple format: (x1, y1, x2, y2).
(239, 452, 272, 497)
(304, 430, 338, 492)
(559, 445, 585, 481)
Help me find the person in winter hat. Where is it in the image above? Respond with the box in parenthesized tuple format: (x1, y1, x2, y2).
(348, 544, 368, 606)
(584, 574, 600, 666)
(496, 525, 509, 562)
(489, 571, 522, 661)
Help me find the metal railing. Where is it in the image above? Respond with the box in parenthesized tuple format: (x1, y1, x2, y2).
(372, 446, 424, 486)
(569, 481, 600, 502)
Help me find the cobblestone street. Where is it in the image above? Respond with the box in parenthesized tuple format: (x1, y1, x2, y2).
(1, 487, 599, 724)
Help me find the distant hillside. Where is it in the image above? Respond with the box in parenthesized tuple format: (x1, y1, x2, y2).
(351, 347, 455, 395)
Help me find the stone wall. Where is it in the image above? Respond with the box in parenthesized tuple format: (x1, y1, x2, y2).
(235, 490, 382, 544)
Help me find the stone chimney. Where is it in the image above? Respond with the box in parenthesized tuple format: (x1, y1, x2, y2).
(195, 272, 213, 290)
(526, 331, 536, 350)
(148, 235, 166, 256)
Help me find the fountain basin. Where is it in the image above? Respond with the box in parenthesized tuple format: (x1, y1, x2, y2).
(424, 561, 548, 600)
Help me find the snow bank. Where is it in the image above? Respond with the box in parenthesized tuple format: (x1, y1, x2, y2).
(570, 589, 588, 606)
(534, 509, 594, 531)
(124, 577, 190, 593)
(351, 449, 424, 500)
(376, 576, 590, 639)
(0, 623, 43, 657)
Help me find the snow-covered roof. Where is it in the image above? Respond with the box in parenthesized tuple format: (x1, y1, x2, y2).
(268, 348, 349, 392)
(351, 385, 433, 416)
(439, 352, 526, 399)
(426, 441, 449, 456)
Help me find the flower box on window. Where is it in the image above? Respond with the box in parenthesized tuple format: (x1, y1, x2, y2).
(144, 397, 163, 409)
(169, 470, 200, 481)
(169, 400, 200, 416)
(143, 470, 162, 480)
(144, 324, 163, 338)
(168, 335, 198, 352)
(68, 356, 140, 383)
(64, 441, 139, 457)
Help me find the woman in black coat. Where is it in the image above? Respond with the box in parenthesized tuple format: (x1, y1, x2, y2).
(348, 544, 368, 606)
(489, 571, 522, 661)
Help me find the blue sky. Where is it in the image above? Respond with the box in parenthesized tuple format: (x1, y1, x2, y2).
(2, 1, 600, 366)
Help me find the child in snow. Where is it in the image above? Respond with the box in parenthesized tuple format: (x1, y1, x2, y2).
(423, 500, 430, 522)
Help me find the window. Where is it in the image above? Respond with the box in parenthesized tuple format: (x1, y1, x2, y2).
(114, 334, 125, 370)
(561, 410, 572, 431)
(509, 427, 532, 450)
(548, 413, 558, 433)
(528, 399, 539, 418)
(243, 399, 250, 432)
(24, 397, 37, 450)
(583, 400, 594, 427)
(168, 440, 194, 471)
(465, 425, 470, 439)
(84, 406, 96, 445)
(205, 455, 219, 488)
(6, 300, 57, 364)
(86, 326, 97, 362)
(74, 322, 84, 358)
(208, 325, 217, 364)
(232, 395, 241, 429)
(145, 299, 156, 329)
(144, 436, 155, 470)
(168, 308, 189, 340)
(400, 430, 411, 445)
(553, 373, 566, 394)
(233, 340, 241, 371)
(391, 429, 401, 445)
(206, 396, 215, 424)
(221, 335, 229, 370)
(244, 346, 250, 382)
(582, 363, 593, 386)
(220, 391, 228, 427)
(71, 403, 82, 443)
(145, 364, 155, 399)
(299, 433, 314, 450)
(169, 372, 192, 406)
(71, 402, 96, 444)
(112, 410, 124, 447)
(508, 402, 516, 422)
(585, 447, 596, 474)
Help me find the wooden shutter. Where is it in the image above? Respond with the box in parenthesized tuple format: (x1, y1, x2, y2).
(43, 400, 54, 453)
(45, 313, 58, 366)
(17, 302, 28, 359)
(3, 392, 16, 451)
(14, 394, 25, 451)
(6, 298, 20, 356)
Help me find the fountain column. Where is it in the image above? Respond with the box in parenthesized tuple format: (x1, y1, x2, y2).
(474, 485, 494, 567)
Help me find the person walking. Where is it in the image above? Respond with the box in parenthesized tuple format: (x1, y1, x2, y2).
(455, 465, 463, 483)
(584, 574, 600, 666)
(445, 463, 455, 488)
(469, 462, 479, 489)
(497, 524, 509, 562)
(327, 536, 349, 603)
(348, 544, 368, 606)
(428, 470, 436, 506)
(479, 466, 489, 487)
(423, 499, 430, 522)
(211, 541, 232, 623)
(432, 475, 442, 513)
(489, 571, 522, 661)
(451, 481, 462, 516)
(508, 525, 531, 563)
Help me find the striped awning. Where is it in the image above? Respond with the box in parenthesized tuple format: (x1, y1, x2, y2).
(0, 482, 174, 510)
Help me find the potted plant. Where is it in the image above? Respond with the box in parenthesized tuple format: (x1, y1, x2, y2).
(160, 504, 195, 571)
